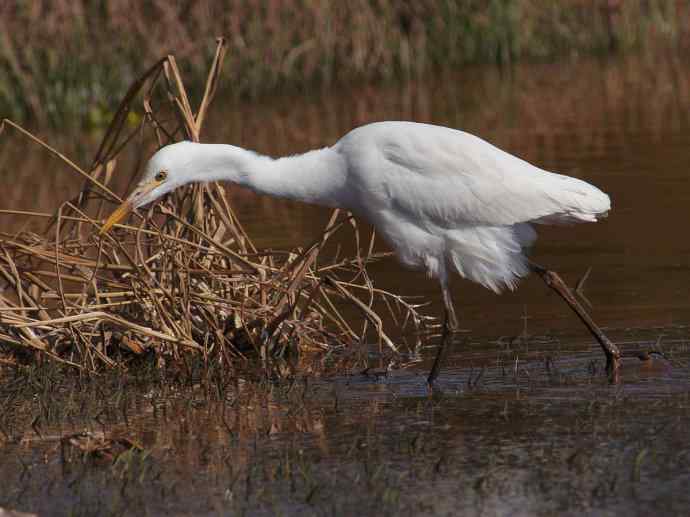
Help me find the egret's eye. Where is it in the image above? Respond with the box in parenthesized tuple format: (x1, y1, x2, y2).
(155, 170, 168, 182)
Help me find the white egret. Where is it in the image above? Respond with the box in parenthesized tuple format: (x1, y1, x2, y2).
(102, 121, 622, 382)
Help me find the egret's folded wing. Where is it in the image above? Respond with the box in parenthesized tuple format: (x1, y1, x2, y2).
(376, 124, 609, 228)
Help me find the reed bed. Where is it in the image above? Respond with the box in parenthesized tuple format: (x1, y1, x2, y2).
(0, 40, 432, 376)
(1, 0, 687, 126)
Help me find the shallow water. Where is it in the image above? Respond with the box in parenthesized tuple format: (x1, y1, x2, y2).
(2, 55, 690, 515)
(1, 331, 688, 516)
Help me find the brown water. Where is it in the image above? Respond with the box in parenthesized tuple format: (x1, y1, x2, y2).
(2, 55, 690, 515)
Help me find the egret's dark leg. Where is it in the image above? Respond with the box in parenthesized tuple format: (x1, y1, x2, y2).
(427, 285, 459, 386)
(528, 261, 621, 376)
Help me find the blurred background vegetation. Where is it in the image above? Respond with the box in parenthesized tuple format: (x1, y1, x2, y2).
(0, 0, 687, 129)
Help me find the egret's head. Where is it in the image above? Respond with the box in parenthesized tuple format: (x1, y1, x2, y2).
(101, 142, 195, 233)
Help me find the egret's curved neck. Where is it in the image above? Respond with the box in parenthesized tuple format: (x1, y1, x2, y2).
(186, 143, 348, 208)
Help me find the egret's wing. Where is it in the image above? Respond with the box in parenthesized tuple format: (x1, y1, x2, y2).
(376, 124, 609, 227)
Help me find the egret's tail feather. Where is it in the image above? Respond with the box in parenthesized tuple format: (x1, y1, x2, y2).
(447, 223, 536, 293)
(534, 174, 611, 225)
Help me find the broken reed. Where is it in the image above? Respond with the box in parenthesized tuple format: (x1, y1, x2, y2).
(1, 0, 687, 126)
(0, 39, 432, 375)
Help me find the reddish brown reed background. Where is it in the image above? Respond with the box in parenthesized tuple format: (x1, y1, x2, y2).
(1, 1, 687, 126)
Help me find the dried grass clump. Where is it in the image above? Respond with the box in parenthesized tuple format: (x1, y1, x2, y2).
(0, 40, 432, 376)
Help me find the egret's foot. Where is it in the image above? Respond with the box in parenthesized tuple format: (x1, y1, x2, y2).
(529, 261, 622, 379)
(606, 354, 621, 384)
(426, 313, 457, 387)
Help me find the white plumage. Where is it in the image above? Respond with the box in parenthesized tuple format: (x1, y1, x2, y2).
(102, 121, 612, 381)
(334, 122, 610, 293)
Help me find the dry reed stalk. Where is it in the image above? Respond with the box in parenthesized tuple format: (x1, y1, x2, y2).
(0, 40, 432, 376)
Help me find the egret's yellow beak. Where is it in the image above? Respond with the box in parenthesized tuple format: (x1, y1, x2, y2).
(100, 181, 159, 234)
(100, 199, 134, 234)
